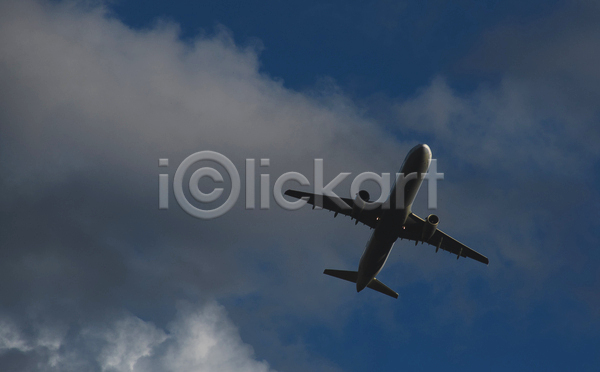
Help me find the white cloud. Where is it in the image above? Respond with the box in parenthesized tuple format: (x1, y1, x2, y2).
(0, 318, 32, 352)
(91, 316, 168, 372)
(150, 302, 273, 372)
(0, 302, 274, 372)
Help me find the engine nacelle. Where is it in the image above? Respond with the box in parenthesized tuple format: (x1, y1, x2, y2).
(421, 214, 439, 242)
(351, 190, 370, 220)
(358, 190, 370, 203)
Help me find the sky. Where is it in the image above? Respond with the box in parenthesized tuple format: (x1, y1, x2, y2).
(0, 0, 599, 371)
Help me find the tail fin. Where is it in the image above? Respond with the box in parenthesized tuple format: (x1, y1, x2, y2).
(323, 269, 399, 299)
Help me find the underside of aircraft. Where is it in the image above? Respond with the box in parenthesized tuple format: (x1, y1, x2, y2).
(285, 144, 488, 299)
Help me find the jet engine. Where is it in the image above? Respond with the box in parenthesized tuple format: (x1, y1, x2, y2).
(421, 214, 439, 242)
(351, 190, 370, 222)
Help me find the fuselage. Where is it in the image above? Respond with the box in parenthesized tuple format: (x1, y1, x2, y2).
(356, 144, 432, 292)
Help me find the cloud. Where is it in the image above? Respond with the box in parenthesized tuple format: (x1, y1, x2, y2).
(0, 0, 390, 308)
(0, 319, 32, 352)
(395, 76, 598, 176)
(0, 0, 400, 369)
(1, 0, 599, 370)
(149, 303, 273, 372)
(90, 316, 168, 372)
(391, 6, 600, 321)
(0, 302, 274, 372)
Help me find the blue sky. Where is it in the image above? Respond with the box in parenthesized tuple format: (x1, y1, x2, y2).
(108, 0, 562, 97)
(0, 0, 599, 371)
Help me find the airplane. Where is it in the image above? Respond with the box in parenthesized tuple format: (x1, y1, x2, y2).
(285, 144, 488, 299)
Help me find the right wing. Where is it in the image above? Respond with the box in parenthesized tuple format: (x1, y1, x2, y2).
(402, 213, 489, 265)
(284, 189, 381, 228)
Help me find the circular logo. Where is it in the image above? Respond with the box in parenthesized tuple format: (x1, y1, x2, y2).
(173, 151, 240, 219)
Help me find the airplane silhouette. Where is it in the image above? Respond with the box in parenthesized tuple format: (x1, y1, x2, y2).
(285, 144, 488, 298)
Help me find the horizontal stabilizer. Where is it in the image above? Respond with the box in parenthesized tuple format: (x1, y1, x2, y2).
(323, 269, 398, 299)
(323, 269, 358, 283)
(367, 279, 399, 299)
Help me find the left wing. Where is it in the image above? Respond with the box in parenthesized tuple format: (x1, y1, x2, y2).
(284, 190, 380, 228)
(402, 213, 489, 265)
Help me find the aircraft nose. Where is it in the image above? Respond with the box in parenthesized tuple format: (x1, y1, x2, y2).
(408, 144, 432, 160)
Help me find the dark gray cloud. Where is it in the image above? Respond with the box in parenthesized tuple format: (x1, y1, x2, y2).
(0, 1, 403, 370)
